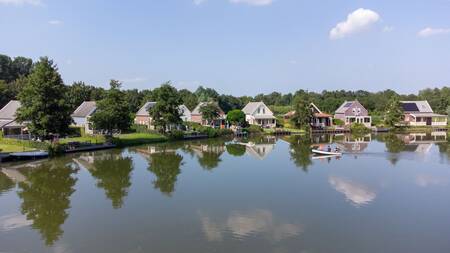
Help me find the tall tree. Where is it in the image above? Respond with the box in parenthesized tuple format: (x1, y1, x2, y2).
(384, 96, 404, 127)
(199, 103, 221, 126)
(17, 57, 73, 139)
(148, 149, 183, 196)
(290, 97, 313, 130)
(178, 89, 198, 111)
(226, 109, 246, 126)
(148, 82, 183, 132)
(89, 80, 132, 135)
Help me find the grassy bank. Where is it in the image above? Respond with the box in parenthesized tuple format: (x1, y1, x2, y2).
(0, 143, 36, 153)
(112, 133, 168, 146)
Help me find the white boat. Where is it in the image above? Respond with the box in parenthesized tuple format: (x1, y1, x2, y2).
(311, 149, 342, 156)
(10, 151, 49, 158)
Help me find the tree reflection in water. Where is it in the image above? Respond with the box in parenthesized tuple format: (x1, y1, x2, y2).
(16, 160, 78, 245)
(187, 139, 226, 171)
(286, 135, 312, 172)
(226, 144, 246, 157)
(148, 149, 183, 196)
(89, 151, 134, 209)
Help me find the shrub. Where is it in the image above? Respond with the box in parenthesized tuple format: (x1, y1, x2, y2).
(48, 143, 65, 156)
(350, 123, 370, 134)
(167, 130, 185, 140)
(245, 125, 263, 134)
(333, 118, 344, 126)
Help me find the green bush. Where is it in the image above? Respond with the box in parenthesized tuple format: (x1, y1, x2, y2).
(333, 118, 344, 126)
(245, 125, 263, 133)
(48, 143, 65, 156)
(350, 123, 370, 134)
(167, 130, 185, 140)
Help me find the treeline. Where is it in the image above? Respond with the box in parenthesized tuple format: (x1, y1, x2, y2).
(1, 54, 449, 115)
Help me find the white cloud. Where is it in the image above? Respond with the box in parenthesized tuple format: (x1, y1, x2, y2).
(417, 27, 450, 37)
(0, 0, 42, 6)
(0, 214, 32, 232)
(48, 20, 63, 25)
(229, 0, 274, 6)
(193, 0, 207, 5)
(330, 8, 380, 40)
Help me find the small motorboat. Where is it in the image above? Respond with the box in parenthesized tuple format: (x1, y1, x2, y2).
(311, 149, 342, 156)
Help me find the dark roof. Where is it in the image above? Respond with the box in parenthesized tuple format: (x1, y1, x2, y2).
(402, 103, 419, 112)
(71, 101, 97, 117)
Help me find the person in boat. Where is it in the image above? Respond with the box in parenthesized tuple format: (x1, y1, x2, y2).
(335, 147, 340, 152)
(327, 146, 332, 152)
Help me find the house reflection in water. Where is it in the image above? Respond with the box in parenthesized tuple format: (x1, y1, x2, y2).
(400, 132, 447, 154)
(233, 136, 276, 160)
(336, 134, 371, 154)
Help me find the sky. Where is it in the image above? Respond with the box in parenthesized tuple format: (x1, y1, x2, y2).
(1, 0, 450, 96)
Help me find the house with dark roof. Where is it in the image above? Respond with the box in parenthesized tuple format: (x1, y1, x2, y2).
(71, 101, 97, 134)
(191, 102, 226, 128)
(134, 102, 191, 129)
(401, 101, 447, 126)
(334, 101, 371, 127)
(0, 100, 28, 136)
(283, 103, 333, 129)
(242, 102, 276, 128)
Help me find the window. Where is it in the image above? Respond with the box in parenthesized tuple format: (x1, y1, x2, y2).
(350, 118, 356, 123)
(258, 108, 260, 114)
(364, 117, 371, 123)
(263, 108, 265, 114)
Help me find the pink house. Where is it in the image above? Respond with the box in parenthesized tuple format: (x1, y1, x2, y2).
(334, 101, 371, 127)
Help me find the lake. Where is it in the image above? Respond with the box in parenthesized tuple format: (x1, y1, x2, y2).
(1, 132, 450, 253)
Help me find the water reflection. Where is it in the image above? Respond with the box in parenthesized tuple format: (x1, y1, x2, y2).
(141, 145, 184, 196)
(200, 209, 302, 242)
(16, 159, 78, 245)
(329, 176, 376, 207)
(75, 150, 133, 209)
(285, 135, 312, 171)
(0, 213, 32, 232)
(188, 140, 226, 171)
(0, 170, 15, 195)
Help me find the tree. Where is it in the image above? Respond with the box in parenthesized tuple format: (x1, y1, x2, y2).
(195, 86, 219, 102)
(226, 109, 246, 126)
(384, 96, 403, 127)
(199, 103, 221, 126)
(290, 97, 313, 130)
(17, 57, 73, 139)
(178, 89, 198, 111)
(89, 80, 132, 135)
(148, 82, 183, 132)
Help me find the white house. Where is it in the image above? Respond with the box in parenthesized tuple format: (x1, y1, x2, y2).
(242, 102, 276, 128)
(0, 100, 28, 136)
(71, 101, 97, 134)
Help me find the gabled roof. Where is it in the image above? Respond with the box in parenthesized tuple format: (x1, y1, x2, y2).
(71, 101, 97, 118)
(192, 102, 224, 115)
(242, 102, 267, 115)
(136, 102, 157, 116)
(137, 102, 191, 117)
(0, 100, 21, 120)
(335, 101, 366, 114)
(401, 101, 433, 113)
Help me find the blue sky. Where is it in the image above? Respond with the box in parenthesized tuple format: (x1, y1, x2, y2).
(1, 0, 450, 95)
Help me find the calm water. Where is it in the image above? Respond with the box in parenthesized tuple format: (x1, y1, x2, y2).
(1, 133, 450, 253)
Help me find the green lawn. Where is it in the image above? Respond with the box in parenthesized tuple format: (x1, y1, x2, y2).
(0, 144, 36, 153)
(59, 135, 106, 144)
(113, 133, 167, 146)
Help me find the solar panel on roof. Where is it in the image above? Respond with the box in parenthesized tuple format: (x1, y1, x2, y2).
(343, 102, 353, 107)
(402, 103, 419, 112)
